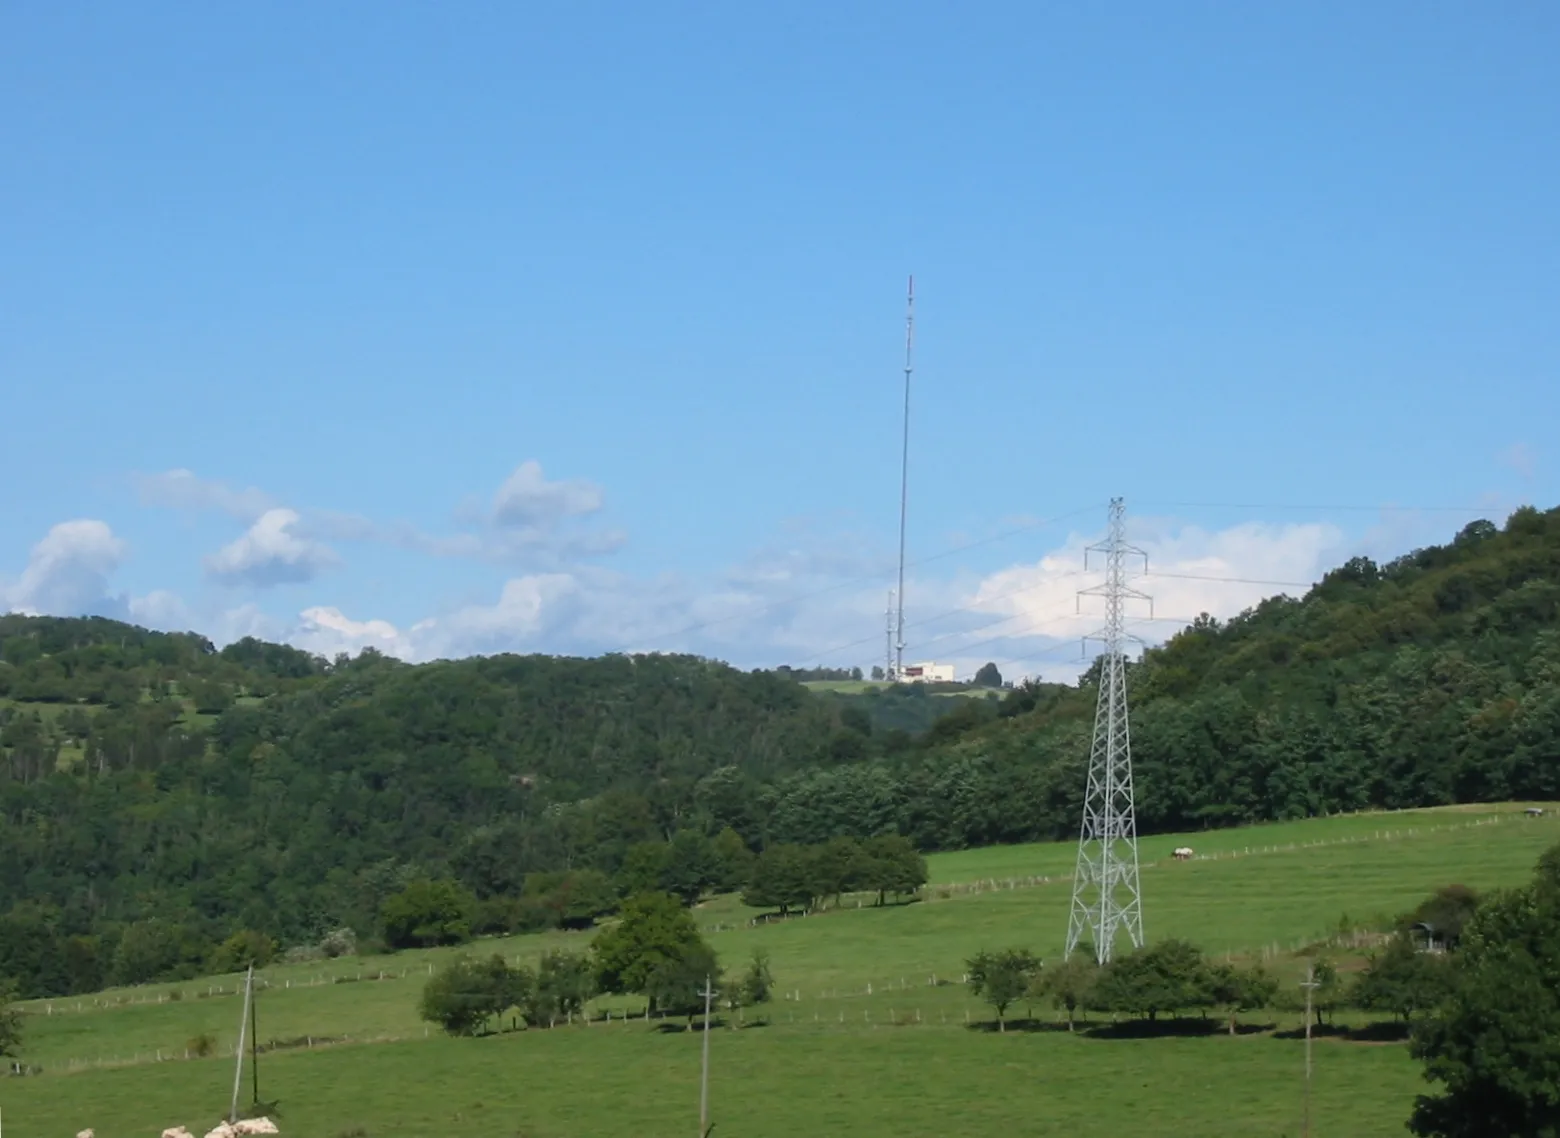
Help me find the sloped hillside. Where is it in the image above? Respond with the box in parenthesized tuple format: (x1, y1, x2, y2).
(1, 504, 1557, 998)
(762, 505, 1560, 846)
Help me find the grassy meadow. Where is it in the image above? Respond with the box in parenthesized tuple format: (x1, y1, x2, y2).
(5, 803, 1557, 1137)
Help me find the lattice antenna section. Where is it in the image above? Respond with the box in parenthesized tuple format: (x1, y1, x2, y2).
(884, 590, 896, 682)
(1066, 497, 1152, 964)
(892, 275, 914, 681)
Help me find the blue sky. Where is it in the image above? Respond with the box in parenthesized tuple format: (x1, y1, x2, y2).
(2, 2, 1556, 679)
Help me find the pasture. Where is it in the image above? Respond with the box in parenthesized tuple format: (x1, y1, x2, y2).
(5, 803, 1556, 1138)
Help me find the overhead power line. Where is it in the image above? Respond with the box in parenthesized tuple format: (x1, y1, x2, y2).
(1144, 571, 1315, 588)
(1138, 500, 1494, 514)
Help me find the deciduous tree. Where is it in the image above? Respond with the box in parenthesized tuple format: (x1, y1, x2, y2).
(593, 892, 708, 997)
(1351, 936, 1453, 1023)
(647, 941, 720, 1028)
(1410, 857, 1560, 1137)
(966, 948, 1041, 1031)
(419, 954, 518, 1036)
(381, 879, 475, 950)
(1031, 953, 1099, 1031)
(1207, 962, 1278, 1034)
(1093, 939, 1214, 1023)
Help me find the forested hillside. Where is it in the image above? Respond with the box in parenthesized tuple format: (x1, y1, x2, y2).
(767, 506, 1560, 848)
(1, 504, 1558, 998)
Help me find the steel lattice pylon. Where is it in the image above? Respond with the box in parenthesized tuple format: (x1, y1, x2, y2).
(1066, 498, 1152, 964)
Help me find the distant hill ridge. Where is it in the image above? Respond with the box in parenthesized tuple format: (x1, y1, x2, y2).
(0, 503, 1556, 998)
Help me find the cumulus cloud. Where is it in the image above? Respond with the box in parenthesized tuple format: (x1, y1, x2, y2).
(134, 469, 275, 521)
(204, 508, 340, 587)
(0, 520, 128, 616)
(137, 461, 621, 576)
(291, 606, 420, 660)
(98, 508, 1420, 688)
(127, 589, 194, 631)
(491, 461, 603, 527)
(916, 518, 1342, 682)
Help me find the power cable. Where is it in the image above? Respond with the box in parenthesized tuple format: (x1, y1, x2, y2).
(1137, 500, 1493, 514)
(1143, 571, 1315, 588)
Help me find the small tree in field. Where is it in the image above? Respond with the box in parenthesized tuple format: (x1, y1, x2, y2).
(523, 951, 594, 1027)
(1208, 962, 1279, 1034)
(419, 954, 517, 1036)
(1092, 939, 1214, 1023)
(1032, 953, 1099, 1031)
(966, 948, 1041, 1031)
(593, 891, 707, 998)
(647, 941, 720, 1029)
(720, 949, 775, 1027)
(1276, 958, 1343, 1026)
(1352, 936, 1454, 1023)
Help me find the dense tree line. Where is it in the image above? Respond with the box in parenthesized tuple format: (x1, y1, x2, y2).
(1, 506, 1559, 998)
(762, 508, 1560, 845)
(967, 916, 1457, 1036)
(373, 831, 923, 956)
(416, 891, 775, 1037)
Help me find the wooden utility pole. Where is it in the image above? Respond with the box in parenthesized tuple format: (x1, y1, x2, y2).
(698, 975, 715, 1138)
(229, 965, 254, 1124)
(1301, 964, 1319, 1138)
(250, 966, 260, 1111)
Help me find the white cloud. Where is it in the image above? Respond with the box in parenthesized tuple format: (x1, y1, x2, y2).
(204, 508, 340, 587)
(0, 520, 128, 616)
(134, 469, 275, 521)
(491, 461, 603, 527)
(922, 518, 1342, 682)
(127, 589, 193, 630)
(137, 461, 621, 576)
(75, 492, 1378, 683)
(292, 606, 419, 660)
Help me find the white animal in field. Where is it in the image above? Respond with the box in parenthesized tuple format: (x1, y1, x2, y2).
(1172, 847, 1194, 861)
(162, 1128, 195, 1138)
(204, 1121, 278, 1138)
(77, 1130, 95, 1138)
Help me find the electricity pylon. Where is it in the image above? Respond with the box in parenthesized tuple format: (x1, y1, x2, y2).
(1066, 497, 1151, 964)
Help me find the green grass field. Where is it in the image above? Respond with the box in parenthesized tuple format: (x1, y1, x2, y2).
(5, 803, 1556, 1138)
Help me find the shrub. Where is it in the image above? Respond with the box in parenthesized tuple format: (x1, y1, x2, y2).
(319, 927, 358, 959)
(210, 930, 277, 974)
(522, 951, 594, 1027)
(187, 1032, 216, 1058)
(419, 954, 518, 1036)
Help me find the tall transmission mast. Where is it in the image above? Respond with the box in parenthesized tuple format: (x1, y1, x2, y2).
(1066, 497, 1152, 964)
(892, 275, 914, 681)
(884, 590, 896, 682)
